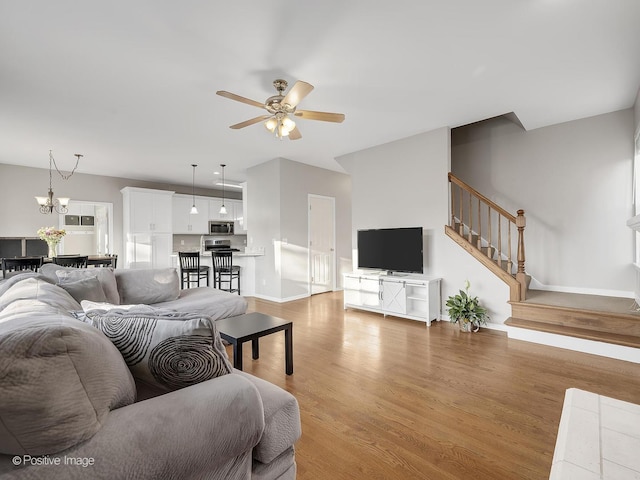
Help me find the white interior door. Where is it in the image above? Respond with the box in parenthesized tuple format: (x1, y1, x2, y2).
(309, 195, 335, 295)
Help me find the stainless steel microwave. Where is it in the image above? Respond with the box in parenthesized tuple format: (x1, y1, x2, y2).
(209, 221, 234, 235)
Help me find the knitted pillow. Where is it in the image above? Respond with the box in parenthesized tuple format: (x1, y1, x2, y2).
(83, 307, 232, 392)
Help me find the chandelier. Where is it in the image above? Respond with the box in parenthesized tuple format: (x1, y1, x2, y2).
(35, 150, 82, 214)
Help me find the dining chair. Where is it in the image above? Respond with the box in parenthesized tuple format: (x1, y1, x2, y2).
(178, 252, 209, 288)
(52, 255, 89, 268)
(212, 251, 241, 295)
(1, 256, 44, 278)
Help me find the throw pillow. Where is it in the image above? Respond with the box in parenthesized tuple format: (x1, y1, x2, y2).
(81, 300, 137, 312)
(114, 268, 179, 305)
(58, 276, 108, 304)
(84, 308, 232, 392)
(49, 265, 120, 305)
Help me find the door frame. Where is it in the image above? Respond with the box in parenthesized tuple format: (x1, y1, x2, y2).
(307, 194, 337, 295)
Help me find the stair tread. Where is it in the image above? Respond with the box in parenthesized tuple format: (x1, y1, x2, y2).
(517, 290, 640, 318)
(506, 317, 640, 348)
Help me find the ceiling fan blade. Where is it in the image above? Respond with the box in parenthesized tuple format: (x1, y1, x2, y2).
(216, 90, 265, 109)
(294, 110, 345, 123)
(229, 115, 272, 130)
(282, 81, 314, 108)
(288, 126, 302, 140)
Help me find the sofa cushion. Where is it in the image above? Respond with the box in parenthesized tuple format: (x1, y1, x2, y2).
(114, 268, 179, 305)
(152, 286, 248, 320)
(41, 264, 120, 305)
(0, 272, 54, 298)
(0, 312, 136, 455)
(235, 370, 302, 464)
(58, 276, 109, 303)
(84, 307, 233, 392)
(0, 277, 81, 313)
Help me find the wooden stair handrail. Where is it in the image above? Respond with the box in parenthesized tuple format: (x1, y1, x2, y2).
(448, 172, 527, 301)
(448, 172, 516, 223)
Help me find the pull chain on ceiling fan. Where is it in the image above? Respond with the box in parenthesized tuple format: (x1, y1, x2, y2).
(216, 79, 345, 140)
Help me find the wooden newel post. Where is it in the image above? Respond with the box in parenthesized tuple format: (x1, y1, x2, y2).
(515, 209, 527, 300)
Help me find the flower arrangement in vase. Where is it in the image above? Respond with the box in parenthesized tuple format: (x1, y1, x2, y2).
(37, 226, 66, 258)
(445, 280, 490, 332)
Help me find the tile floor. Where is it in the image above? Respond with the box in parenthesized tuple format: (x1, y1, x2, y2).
(550, 388, 640, 479)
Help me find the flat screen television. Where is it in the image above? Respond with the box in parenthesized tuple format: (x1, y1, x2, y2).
(357, 227, 423, 274)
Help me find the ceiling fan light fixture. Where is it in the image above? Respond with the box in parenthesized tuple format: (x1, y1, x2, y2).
(281, 116, 295, 134)
(264, 118, 278, 132)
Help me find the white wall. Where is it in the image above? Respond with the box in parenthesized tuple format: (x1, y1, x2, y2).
(246, 158, 352, 302)
(634, 86, 640, 137)
(338, 127, 512, 323)
(452, 109, 635, 296)
(246, 160, 282, 300)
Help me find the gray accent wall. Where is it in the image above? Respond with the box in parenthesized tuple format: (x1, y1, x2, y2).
(247, 158, 351, 302)
(452, 108, 635, 295)
(0, 163, 239, 256)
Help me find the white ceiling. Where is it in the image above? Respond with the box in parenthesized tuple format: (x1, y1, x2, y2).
(2, 0, 639, 189)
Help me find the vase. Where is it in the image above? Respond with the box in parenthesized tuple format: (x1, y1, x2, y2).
(459, 321, 472, 332)
(459, 321, 479, 333)
(48, 243, 58, 259)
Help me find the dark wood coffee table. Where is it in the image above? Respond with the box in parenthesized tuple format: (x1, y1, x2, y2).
(216, 312, 293, 375)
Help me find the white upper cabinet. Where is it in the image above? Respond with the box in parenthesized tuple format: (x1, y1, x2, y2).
(208, 198, 234, 221)
(172, 194, 209, 234)
(122, 187, 173, 233)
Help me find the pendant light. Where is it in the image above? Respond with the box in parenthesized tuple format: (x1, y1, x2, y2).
(190, 164, 198, 214)
(219, 164, 227, 215)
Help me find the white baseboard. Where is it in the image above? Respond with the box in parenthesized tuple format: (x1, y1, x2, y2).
(506, 325, 640, 364)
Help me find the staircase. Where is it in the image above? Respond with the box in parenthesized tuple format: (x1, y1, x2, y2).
(446, 173, 640, 353)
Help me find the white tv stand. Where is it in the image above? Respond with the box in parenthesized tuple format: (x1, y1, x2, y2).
(343, 272, 441, 325)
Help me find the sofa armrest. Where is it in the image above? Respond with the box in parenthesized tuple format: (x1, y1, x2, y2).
(0, 374, 265, 479)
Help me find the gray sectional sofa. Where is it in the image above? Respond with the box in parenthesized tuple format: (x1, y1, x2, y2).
(0, 266, 301, 479)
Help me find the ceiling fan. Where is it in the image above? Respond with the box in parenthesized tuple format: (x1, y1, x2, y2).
(216, 79, 345, 140)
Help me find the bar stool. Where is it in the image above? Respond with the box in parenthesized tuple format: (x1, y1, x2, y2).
(178, 252, 209, 288)
(212, 251, 240, 295)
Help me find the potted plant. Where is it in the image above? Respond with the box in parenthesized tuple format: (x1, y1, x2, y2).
(446, 280, 489, 332)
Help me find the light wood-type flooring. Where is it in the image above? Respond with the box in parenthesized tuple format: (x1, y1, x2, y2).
(237, 292, 640, 480)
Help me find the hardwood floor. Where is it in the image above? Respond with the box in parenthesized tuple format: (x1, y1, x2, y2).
(237, 292, 640, 480)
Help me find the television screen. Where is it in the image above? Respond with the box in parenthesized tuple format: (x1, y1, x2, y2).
(357, 227, 423, 274)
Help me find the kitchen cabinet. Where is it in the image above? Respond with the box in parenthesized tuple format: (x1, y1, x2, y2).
(125, 233, 173, 269)
(208, 198, 234, 221)
(122, 187, 173, 233)
(172, 194, 209, 234)
(208, 198, 244, 224)
(121, 187, 174, 269)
